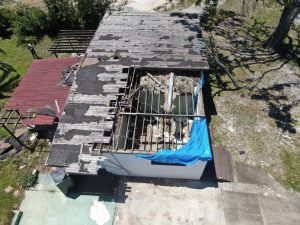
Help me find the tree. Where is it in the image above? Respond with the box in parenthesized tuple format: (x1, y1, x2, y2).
(76, 0, 111, 29)
(0, 8, 13, 37)
(44, 0, 78, 32)
(44, 0, 112, 32)
(263, 0, 300, 51)
(12, 5, 47, 42)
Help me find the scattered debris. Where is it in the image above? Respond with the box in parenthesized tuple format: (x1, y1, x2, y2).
(29, 133, 38, 142)
(90, 199, 111, 225)
(59, 65, 78, 87)
(13, 190, 21, 197)
(14, 128, 28, 138)
(0, 142, 12, 155)
(4, 186, 13, 193)
(19, 165, 26, 170)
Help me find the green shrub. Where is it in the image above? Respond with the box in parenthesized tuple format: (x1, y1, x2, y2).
(44, 0, 112, 32)
(76, 0, 111, 29)
(205, 0, 218, 16)
(44, 0, 78, 32)
(246, 18, 271, 41)
(0, 8, 14, 37)
(12, 5, 47, 42)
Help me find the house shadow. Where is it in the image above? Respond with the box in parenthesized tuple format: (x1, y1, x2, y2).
(66, 169, 119, 200)
(251, 82, 300, 133)
(65, 161, 218, 203)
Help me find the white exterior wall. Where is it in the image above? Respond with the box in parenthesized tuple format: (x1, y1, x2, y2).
(100, 153, 207, 180)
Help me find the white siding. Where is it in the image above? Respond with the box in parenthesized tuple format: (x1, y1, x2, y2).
(100, 153, 207, 180)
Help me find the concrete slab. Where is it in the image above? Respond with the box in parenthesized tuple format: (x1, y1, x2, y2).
(114, 178, 225, 225)
(114, 175, 300, 225)
(259, 195, 300, 225)
(234, 162, 289, 195)
(222, 191, 264, 225)
(19, 174, 115, 225)
(16, 165, 300, 225)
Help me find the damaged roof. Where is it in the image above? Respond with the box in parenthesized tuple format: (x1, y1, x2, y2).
(46, 11, 209, 167)
(87, 11, 208, 69)
(6, 57, 80, 126)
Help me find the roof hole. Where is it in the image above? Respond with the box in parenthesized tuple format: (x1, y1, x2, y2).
(103, 130, 112, 137)
(122, 68, 129, 73)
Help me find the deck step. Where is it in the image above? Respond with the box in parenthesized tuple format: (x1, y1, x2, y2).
(212, 146, 234, 182)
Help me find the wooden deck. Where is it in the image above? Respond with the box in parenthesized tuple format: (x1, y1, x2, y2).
(49, 30, 95, 56)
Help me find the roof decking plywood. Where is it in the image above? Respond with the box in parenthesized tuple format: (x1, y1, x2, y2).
(47, 11, 209, 167)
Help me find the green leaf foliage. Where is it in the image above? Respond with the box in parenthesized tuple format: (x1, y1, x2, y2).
(76, 0, 111, 29)
(0, 8, 14, 37)
(44, 0, 112, 31)
(12, 5, 47, 42)
(44, 0, 78, 31)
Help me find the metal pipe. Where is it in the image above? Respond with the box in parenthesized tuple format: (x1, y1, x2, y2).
(167, 72, 174, 112)
(156, 76, 162, 152)
(141, 89, 148, 152)
(131, 89, 141, 152)
(185, 86, 190, 139)
(55, 99, 60, 114)
(190, 77, 195, 114)
(119, 112, 204, 117)
(178, 94, 182, 149)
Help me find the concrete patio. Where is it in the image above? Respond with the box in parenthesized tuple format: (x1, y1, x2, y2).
(114, 163, 300, 225)
(16, 174, 115, 225)
(13, 163, 300, 225)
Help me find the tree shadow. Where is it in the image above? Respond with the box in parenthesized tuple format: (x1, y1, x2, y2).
(0, 62, 21, 99)
(0, 62, 21, 101)
(251, 82, 300, 133)
(202, 9, 300, 133)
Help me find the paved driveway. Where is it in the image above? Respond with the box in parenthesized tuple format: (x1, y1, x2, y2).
(114, 164, 300, 225)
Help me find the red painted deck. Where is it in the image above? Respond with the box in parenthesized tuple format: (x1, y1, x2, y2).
(6, 57, 80, 125)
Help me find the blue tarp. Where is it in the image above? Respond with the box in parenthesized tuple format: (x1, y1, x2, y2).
(135, 117, 212, 165)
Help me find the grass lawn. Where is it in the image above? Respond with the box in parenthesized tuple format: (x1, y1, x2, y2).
(280, 151, 300, 193)
(0, 145, 49, 225)
(0, 36, 55, 107)
(0, 36, 56, 139)
(0, 35, 54, 225)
